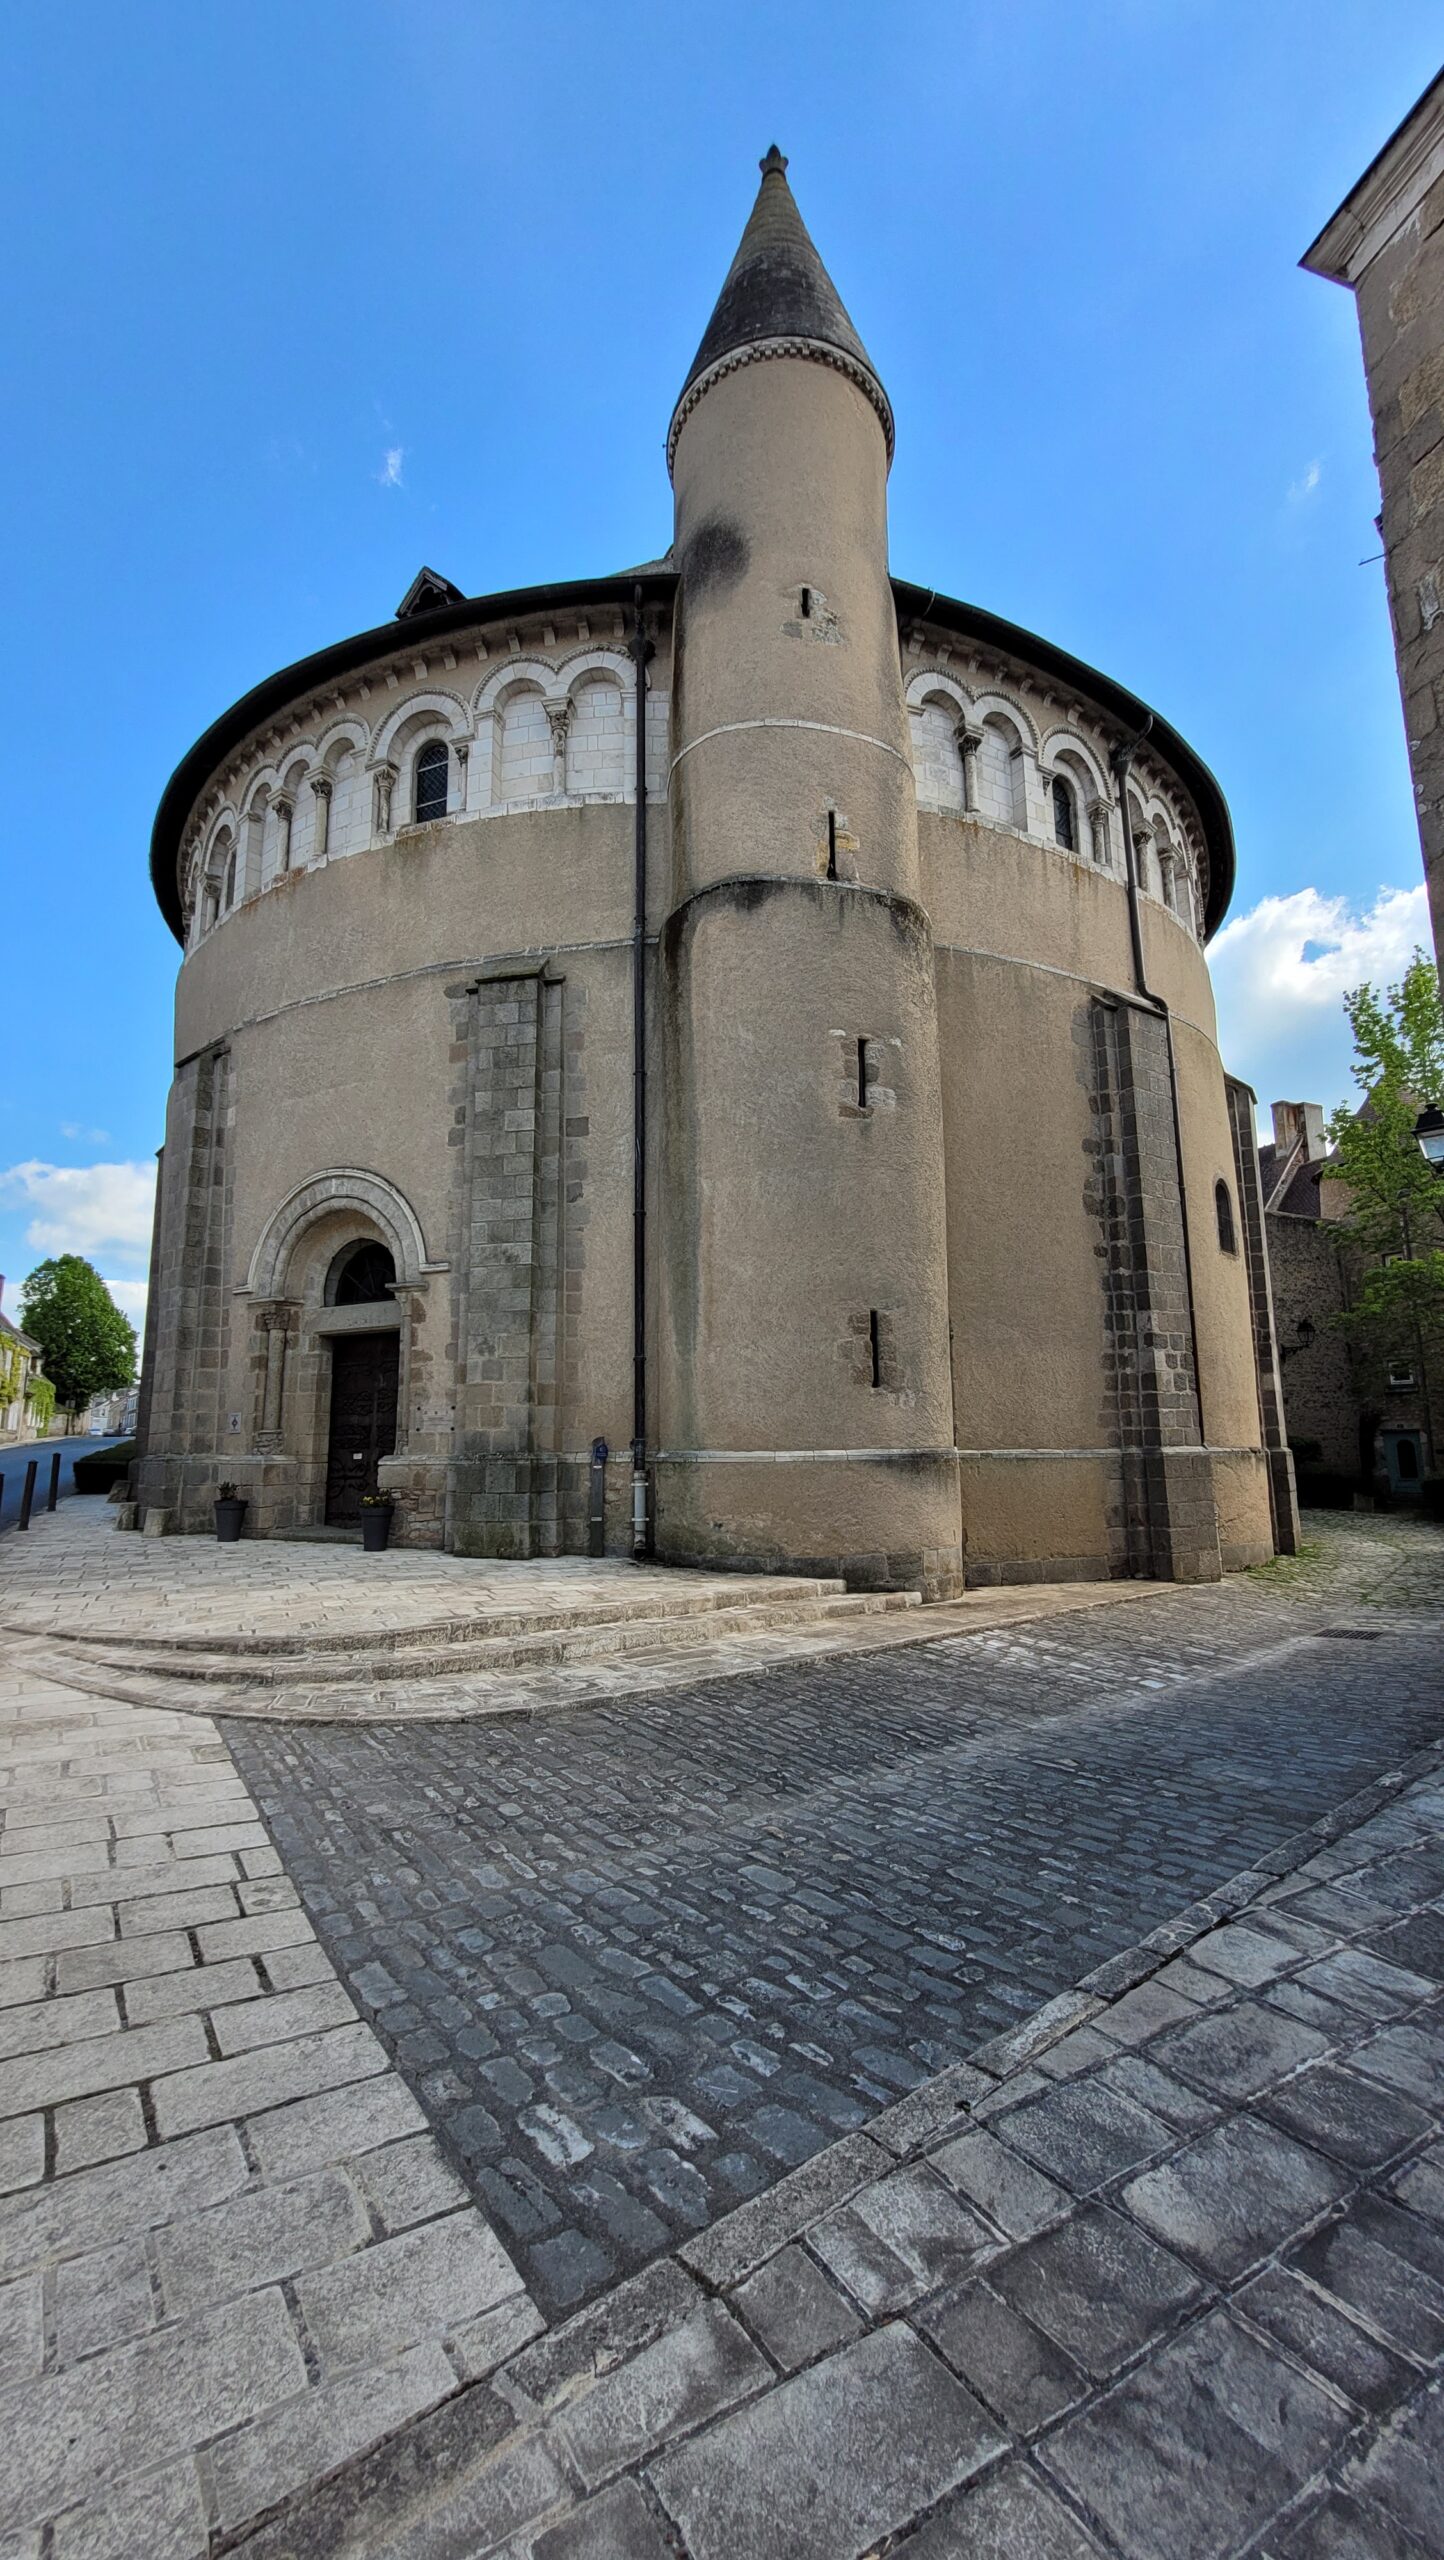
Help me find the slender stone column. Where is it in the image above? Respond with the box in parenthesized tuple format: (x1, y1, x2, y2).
(1088, 798, 1112, 868)
(273, 794, 295, 874)
(256, 1308, 289, 1452)
(546, 703, 571, 795)
(310, 774, 332, 861)
(454, 740, 470, 816)
(373, 763, 397, 837)
(957, 724, 983, 813)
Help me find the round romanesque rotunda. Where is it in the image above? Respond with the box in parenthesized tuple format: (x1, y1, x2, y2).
(137, 149, 1299, 1592)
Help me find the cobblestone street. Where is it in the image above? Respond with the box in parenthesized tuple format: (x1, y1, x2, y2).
(4, 1505, 1443, 2557)
(225, 1516, 1444, 2314)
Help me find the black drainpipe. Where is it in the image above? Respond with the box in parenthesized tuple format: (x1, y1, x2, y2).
(630, 586, 652, 1555)
(1109, 722, 1207, 1449)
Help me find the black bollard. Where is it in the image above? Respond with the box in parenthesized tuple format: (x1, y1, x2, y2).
(587, 1438, 608, 1557)
(47, 1451, 61, 1511)
(18, 1459, 38, 1531)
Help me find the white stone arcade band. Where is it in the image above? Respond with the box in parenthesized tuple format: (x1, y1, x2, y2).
(137, 148, 1297, 1593)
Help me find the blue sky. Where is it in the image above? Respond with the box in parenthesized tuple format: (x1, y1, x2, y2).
(2, 2, 1439, 1331)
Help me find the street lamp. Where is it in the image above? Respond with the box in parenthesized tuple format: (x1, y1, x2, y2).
(1416, 1104, 1444, 1166)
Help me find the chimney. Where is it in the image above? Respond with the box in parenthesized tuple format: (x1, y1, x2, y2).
(1270, 1101, 1327, 1162)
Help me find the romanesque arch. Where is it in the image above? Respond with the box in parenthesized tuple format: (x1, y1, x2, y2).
(245, 1168, 436, 1299)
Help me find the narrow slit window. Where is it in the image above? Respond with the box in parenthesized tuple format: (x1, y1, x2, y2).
(857, 1038, 869, 1108)
(1215, 1178, 1237, 1255)
(1052, 775, 1076, 852)
(800, 587, 812, 619)
(869, 1309, 881, 1388)
(826, 809, 838, 880)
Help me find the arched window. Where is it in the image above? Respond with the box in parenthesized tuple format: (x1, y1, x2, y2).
(414, 739, 449, 822)
(325, 1240, 397, 1305)
(1051, 776, 1076, 852)
(1215, 1179, 1237, 1255)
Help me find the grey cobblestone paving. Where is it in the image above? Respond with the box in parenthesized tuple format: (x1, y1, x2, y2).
(226, 1517, 1444, 2315)
(232, 1755, 1444, 2560)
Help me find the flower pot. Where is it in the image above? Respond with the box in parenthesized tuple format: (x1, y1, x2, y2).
(361, 1506, 394, 1553)
(214, 1498, 247, 1544)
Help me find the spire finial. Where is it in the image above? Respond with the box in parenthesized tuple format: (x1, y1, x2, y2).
(759, 144, 788, 178)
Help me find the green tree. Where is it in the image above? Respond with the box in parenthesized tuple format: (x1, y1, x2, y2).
(1325, 950, 1444, 1376)
(17, 1257, 136, 1422)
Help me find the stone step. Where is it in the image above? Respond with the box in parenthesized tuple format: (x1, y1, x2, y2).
(35, 1573, 851, 1661)
(63, 1588, 922, 1690)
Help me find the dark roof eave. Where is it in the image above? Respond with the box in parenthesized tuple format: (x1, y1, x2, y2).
(148, 568, 679, 941)
(892, 580, 1236, 936)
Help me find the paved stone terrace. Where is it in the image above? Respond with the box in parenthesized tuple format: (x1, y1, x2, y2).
(0, 1501, 1165, 1723)
(0, 1525, 809, 1642)
(232, 1755, 1444, 2560)
(224, 1515, 1444, 2316)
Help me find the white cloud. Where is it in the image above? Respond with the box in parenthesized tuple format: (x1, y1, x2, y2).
(105, 1276, 149, 1327)
(377, 446, 405, 488)
(1287, 459, 1322, 504)
(0, 1159, 157, 1264)
(1210, 881, 1431, 1120)
(60, 1122, 111, 1144)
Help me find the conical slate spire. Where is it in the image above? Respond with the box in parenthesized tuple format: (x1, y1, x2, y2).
(672, 148, 890, 451)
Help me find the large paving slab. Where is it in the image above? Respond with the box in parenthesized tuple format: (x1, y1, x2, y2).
(224, 1513, 1444, 2311)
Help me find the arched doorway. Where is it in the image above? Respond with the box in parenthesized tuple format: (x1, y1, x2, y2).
(323, 1242, 400, 1524)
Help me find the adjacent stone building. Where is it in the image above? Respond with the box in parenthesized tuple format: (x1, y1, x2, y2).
(1264, 1098, 1440, 1501)
(1303, 69, 1444, 978)
(0, 1287, 46, 1446)
(136, 150, 1297, 1588)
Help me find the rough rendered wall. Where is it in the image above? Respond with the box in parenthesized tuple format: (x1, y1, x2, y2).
(1354, 158, 1444, 976)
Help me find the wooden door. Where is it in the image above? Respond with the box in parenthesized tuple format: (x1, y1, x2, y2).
(324, 1331, 400, 1523)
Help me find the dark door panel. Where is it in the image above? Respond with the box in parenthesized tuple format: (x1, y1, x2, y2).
(325, 1331, 400, 1523)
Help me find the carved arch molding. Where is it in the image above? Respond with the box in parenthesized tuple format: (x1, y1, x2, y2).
(244, 1168, 440, 1299)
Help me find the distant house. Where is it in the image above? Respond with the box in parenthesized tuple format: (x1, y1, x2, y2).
(1263, 1101, 1439, 1501)
(0, 1281, 51, 1445)
(84, 1385, 139, 1437)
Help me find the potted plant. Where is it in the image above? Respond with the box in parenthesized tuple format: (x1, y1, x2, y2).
(360, 1490, 395, 1553)
(214, 1482, 247, 1543)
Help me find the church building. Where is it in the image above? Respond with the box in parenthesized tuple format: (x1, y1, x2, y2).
(136, 149, 1298, 1593)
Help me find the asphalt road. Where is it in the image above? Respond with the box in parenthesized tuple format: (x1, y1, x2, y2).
(0, 1434, 124, 1535)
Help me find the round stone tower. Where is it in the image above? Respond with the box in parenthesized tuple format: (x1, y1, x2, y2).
(656, 149, 964, 1598)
